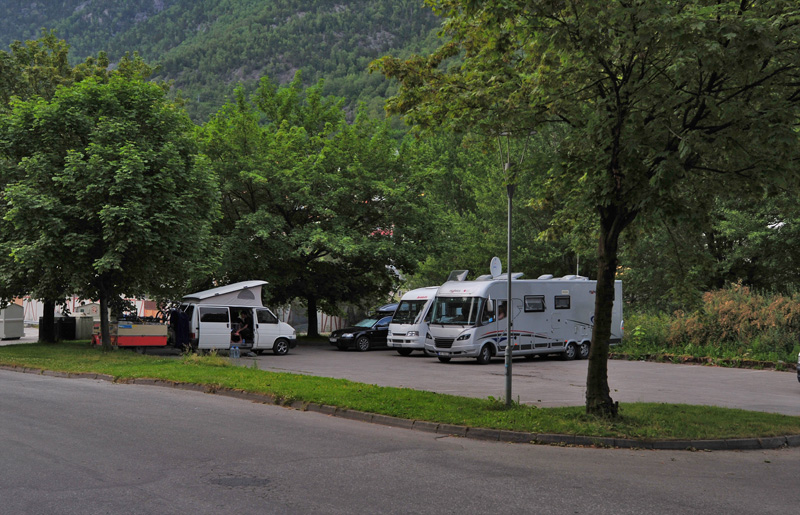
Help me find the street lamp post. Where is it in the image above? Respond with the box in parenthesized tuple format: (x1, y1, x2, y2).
(505, 162, 515, 406)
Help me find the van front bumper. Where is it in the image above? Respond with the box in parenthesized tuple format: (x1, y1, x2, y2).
(387, 336, 425, 349)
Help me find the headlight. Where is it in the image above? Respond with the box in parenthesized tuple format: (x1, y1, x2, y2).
(456, 333, 471, 341)
(341, 333, 354, 338)
(406, 331, 419, 337)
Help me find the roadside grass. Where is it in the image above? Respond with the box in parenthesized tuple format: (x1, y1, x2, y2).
(2, 341, 799, 441)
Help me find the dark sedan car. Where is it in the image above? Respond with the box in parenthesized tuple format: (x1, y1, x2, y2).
(329, 315, 393, 351)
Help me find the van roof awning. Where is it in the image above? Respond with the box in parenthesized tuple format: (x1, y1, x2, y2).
(182, 280, 267, 307)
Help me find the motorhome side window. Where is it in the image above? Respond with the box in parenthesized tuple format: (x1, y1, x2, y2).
(524, 295, 545, 312)
(199, 307, 229, 323)
(481, 300, 495, 324)
(554, 296, 571, 309)
(257, 309, 278, 324)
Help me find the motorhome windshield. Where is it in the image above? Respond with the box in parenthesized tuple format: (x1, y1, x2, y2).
(392, 300, 429, 325)
(430, 296, 484, 326)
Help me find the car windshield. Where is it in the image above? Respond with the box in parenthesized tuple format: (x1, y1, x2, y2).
(430, 296, 484, 326)
(354, 318, 378, 328)
(392, 299, 428, 324)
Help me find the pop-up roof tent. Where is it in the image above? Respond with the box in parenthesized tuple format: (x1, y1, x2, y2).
(181, 281, 267, 307)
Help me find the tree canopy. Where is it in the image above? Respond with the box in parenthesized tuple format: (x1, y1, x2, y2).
(0, 74, 220, 348)
(199, 75, 440, 336)
(374, 0, 800, 415)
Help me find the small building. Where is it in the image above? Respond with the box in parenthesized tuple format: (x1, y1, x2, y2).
(75, 302, 102, 321)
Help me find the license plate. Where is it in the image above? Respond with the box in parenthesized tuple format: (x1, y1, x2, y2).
(329, 338, 337, 343)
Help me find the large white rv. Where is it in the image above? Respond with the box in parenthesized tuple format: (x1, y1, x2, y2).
(428, 274, 623, 364)
(387, 286, 438, 356)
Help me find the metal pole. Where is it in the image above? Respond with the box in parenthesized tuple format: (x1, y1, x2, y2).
(505, 164, 515, 406)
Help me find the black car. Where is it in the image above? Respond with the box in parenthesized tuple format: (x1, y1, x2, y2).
(329, 315, 393, 351)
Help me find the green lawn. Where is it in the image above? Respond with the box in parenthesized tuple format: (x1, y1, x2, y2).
(2, 341, 799, 441)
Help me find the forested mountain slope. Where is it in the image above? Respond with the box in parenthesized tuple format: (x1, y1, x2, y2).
(0, 0, 441, 120)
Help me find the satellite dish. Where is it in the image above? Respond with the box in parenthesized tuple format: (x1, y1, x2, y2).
(490, 256, 502, 278)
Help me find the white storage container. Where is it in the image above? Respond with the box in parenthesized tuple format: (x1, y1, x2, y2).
(1, 304, 25, 340)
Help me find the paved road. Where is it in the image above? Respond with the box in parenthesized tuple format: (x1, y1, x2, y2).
(2, 370, 799, 515)
(249, 341, 800, 416)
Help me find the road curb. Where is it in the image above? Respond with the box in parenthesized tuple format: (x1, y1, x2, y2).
(2, 363, 799, 451)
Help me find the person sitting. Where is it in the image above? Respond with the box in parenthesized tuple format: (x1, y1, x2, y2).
(497, 304, 506, 321)
(235, 311, 253, 344)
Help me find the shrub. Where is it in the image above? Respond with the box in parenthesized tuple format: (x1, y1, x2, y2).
(666, 283, 800, 363)
(618, 311, 671, 355)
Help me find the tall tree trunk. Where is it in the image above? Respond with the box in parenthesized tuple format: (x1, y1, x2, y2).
(99, 291, 112, 351)
(306, 295, 320, 338)
(586, 205, 634, 417)
(40, 299, 56, 343)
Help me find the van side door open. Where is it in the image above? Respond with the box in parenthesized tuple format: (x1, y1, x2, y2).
(255, 308, 280, 350)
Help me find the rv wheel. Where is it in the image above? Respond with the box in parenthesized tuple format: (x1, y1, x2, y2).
(273, 338, 290, 355)
(578, 341, 590, 359)
(476, 345, 492, 365)
(396, 348, 413, 356)
(561, 343, 577, 361)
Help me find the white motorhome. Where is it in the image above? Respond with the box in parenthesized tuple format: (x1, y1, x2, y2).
(429, 274, 623, 364)
(180, 280, 296, 355)
(387, 286, 438, 356)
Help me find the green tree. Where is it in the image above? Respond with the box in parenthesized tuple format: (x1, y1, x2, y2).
(200, 75, 437, 337)
(404, 130, 579, 288)
(0, 30, 113, 342)
(0, 75, 220, 349)
(622, 191, 800, 312)
(0, 29, 114, 109)
(375, 1, 800, 415)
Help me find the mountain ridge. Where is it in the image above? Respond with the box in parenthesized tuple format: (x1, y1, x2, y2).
(0, 0, 441, 120)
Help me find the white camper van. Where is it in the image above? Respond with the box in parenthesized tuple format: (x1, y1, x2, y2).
(180, 281, 296, 355)
(387, 286, 438, 356)
(428, 274, 622, 364)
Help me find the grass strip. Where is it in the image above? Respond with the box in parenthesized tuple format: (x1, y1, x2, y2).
(2, 341, 799, 441)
